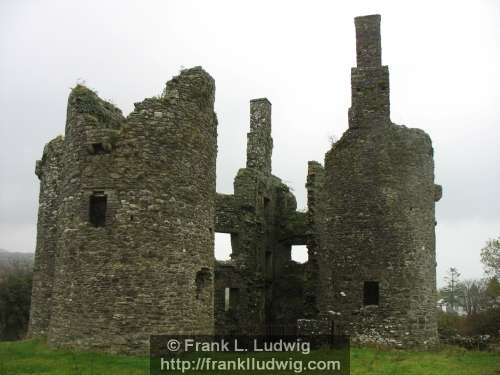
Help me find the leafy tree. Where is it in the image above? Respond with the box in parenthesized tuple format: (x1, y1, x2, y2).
(458, 279, 488, 316)
(484, 277, 500, 301)
(463, 306, 500, 337)
(480, 237, 500, 279)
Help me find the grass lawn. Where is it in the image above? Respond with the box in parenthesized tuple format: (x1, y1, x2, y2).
(0, 339, 498, 375)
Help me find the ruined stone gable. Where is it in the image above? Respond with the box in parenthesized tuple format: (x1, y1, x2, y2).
(214, 99, 308, 336)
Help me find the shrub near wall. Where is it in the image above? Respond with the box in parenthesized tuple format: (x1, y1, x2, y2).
(0, 264, 32, 341)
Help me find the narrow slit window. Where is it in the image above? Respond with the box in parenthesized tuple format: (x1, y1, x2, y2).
(195, 268, 211, 300)
(263, 197, 270, 208)
(224, 287, 239, 312)
(224, 287, 230, 312)
(363, 281, 379, 306)
(229, 288, 239, 311)
(89, 193, 107, 227)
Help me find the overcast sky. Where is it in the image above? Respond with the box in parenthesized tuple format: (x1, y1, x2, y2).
(1, 0, 499, 287)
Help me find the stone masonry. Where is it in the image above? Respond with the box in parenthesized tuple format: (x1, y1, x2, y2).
(29, 15, 441, 353)
(214, 99, 307, 336)
(29, 67, 217, 354)
(319, 15, 442, 347)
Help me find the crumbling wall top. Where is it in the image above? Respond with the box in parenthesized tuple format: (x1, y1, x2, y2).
(67, 85, 124, 130)
(163, 66, 215, 109)
(35, 136, 64, 179)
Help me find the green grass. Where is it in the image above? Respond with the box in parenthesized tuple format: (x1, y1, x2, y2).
(0, 340, 148, 375)
(350, 346, 499, 375)
(0, 339, 498, 375)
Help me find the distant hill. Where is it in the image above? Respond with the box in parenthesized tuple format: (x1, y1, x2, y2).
(0, 249, 34, 272)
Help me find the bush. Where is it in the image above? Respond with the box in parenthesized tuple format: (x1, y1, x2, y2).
(463, 307, 500, 337)
(437, 310, 465, 337)
(0, 262, 33, 341)
(438, 307, 500, 350)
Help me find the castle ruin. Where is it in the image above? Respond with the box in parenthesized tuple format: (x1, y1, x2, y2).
(29, 15, 442, 353)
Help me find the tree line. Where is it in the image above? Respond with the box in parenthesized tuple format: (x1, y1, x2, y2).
(438, 237, 500, 340)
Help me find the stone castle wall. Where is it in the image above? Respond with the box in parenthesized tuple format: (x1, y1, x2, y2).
(30, 15, 441, 352)
(28, 136, 64, 337)
(30, 67, 217, 354)
(214, 99, 308, 336)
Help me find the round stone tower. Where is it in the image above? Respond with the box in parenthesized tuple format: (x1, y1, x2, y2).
(321, 15, 442, 347)
(43, 67, 217, 354)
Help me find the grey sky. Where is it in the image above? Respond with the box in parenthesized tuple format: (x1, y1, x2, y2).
(1, 0, 499, 287)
